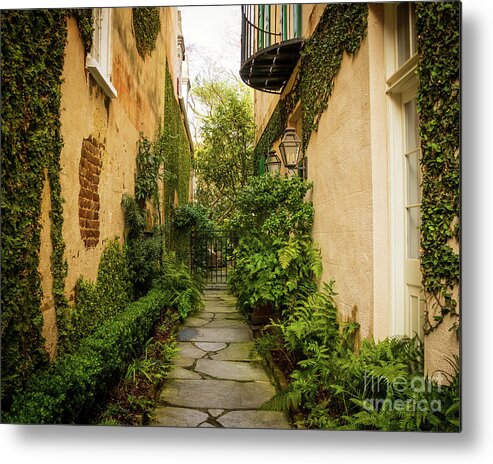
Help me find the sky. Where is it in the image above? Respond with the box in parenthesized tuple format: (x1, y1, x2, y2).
(180, 5, 242, 84)
(179, 5, 244, 140)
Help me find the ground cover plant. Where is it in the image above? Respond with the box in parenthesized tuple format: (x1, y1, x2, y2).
(230, 174, 459, 432)
(96, 309, 180, 425)
(254, 282, 460, 431)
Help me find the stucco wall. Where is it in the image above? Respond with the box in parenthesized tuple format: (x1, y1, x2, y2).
(36, 8, 184, 353)
(366, 4, 390, 341)
(424, 237, 460, 379)
(425, 316, 459, 381)
(307, 38, 374, 340)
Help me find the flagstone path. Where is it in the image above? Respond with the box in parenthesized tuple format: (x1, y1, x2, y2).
(152, 289, 291, 429)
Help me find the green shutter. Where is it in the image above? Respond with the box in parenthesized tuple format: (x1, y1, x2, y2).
(294, 4, 302, 38)
(258, 5, 264, 49)
(282, 5, 288, 41)
(265, 5, 271, 46)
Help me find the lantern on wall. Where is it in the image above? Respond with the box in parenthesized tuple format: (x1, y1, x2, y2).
(279, 127, 302, 169)
(265, 150, 281, 174)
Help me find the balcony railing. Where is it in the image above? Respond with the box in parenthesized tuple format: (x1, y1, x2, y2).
(240, 4, 303, 93)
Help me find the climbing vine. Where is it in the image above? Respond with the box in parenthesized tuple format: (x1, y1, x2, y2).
(71, 8, 94, 54)
(162, 63, 192, 259)
(299, 3, 368, 151)
(129, 63, 192, 261)
(61, 239, 132, 354)
(416, 2, 460, 335)
(135, 132, 165, 210)
(1, 9, 93, 408)
(254, 3, 368, 166)
(132, 7, 161, 59)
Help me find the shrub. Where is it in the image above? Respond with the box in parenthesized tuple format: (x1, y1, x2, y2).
(172, 203, 215, 272)
(121, 194, 167, 298)
(63, 239, 132, 352)
(228, 174, 320, 314)
(257, 282, 460, 432)
(155, 254, 204, 320)
(4, 288, 170, 424)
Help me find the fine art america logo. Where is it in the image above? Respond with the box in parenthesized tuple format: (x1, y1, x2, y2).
(362, 371, 447, 413)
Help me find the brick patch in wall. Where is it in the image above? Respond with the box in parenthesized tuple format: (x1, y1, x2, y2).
(79, 136, 103, 248)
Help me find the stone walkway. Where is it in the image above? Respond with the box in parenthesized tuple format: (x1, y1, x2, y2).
(153, 289, 291, 429)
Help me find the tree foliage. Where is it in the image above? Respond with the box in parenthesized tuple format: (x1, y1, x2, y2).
(192, 79, 255, 222)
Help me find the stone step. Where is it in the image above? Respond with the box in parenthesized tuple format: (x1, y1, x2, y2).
(152, 289, 291, 429)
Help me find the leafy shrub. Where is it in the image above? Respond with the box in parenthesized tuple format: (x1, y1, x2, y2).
(99, 324, 178, 425)
(122, 193, 146, 240)
(172, 203, 215, 272)
(228, 174, 320, 314)
(62, 239, 132, 353)
(155, 254, 204, 320)
(4, 252, 204, 424)
(121, 194, 167, 298)
(257, 282, 460, 432)
(127, 228, 166, 298)
(4, 288, 169, 424)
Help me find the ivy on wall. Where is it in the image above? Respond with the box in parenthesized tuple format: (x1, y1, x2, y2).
(299, 3, 368, 151)
(131, 63, 192, 262)
(163, 63, 192, 261)
(63, 239, 132, 354)
(71, 8, 94, 54)
(1, 10, 71, 407)
(1, 8, 94, 408)
(254, 3, 368, 165)
(416, 2, 460, 335)
(132, 7, 161, 59)
(135, 132, 165, 211)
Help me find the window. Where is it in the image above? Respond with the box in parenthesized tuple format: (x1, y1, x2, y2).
(396, 2, 417, 68)
(404, 97, 421, 260)
(385, 2, 423, 338)
(86, 8, 117, 99)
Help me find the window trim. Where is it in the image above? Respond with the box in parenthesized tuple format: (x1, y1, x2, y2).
(385, 2, 423, 338)
(86, 8, 117, 99)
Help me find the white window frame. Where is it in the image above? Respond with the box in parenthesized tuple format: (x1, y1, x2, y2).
(86, 8, 117, 99)
(385, 2, 423, 338)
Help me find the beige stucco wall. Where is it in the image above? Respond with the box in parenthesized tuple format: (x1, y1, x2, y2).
(307, 5, 390, 342)
(425, 316, 459, 381)
(307, 38, 374, 339)
(367, 4, 390, 341)
(37, 8, 185, 354)
(424, 235, 460, 379)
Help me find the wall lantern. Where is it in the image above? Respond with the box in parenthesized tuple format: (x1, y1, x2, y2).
(279, 127, 302, 169)
(265, 150, 281, 174)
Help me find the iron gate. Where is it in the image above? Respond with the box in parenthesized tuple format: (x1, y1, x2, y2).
(191, 230, 235, 285)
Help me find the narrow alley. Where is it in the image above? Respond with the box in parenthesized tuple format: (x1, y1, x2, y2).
(154, 289, 291, 429)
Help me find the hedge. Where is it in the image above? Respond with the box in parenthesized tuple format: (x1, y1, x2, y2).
(3, 288, 172, 424)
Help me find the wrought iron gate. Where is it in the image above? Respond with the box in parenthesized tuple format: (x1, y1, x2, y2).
(191, 230, 235, 286)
